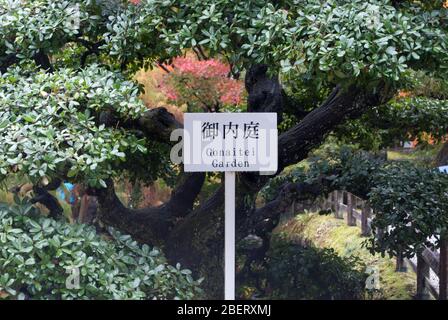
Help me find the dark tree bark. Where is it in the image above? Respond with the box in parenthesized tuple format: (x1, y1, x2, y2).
(245, 64, 284, 122)
(33, 50, 53, 72)
(1, 51, 53, 73)
(277, 83, 392, 171)
(435, 142, 448, 166)
(30, 178, 64, 219)
(0, 53, 19, 74)
(99, 107, 182, 144)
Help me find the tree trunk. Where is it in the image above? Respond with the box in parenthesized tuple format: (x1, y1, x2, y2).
(435, 142, 448, 167)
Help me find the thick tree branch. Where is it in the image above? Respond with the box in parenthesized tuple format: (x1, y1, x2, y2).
(92, 172, 205, 245)
(277, 83, 393, 171)
(137, 107, 182, 140)
(33, 50, 53, 72)
(245, 64, 284, 122)
(158, 172, 206, 219)
(236, 180, 327, 287)
(90, 179, 172, 244)
(9, 178, 64, 219)
(1, 50, 53, 73)
(165, 184, 225, 268)
(99, 107, 182, 144)
(30, 178, 63, 219)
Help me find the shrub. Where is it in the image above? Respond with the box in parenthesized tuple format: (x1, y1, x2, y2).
(368, 162, 448, 258)
(0, 197, 202, 300)
(266, 235, 367, 300)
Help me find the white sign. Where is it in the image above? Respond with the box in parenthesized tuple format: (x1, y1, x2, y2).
(183, 113, 278, 173)
(439, 166, 448, 173)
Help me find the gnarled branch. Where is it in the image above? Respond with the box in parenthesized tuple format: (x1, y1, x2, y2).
(92, 172, 205, 245)
(277, 83, 393, 171)
(98, 107, 182, 144)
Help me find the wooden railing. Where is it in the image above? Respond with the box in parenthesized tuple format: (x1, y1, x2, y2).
(291, 190, 448, 300)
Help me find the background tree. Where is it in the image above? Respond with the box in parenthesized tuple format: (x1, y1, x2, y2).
(1, 0, 448, 298)
(156, 55, 245, 113)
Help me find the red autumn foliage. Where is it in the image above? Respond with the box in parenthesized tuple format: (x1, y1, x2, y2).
(156, 56, 245, 112)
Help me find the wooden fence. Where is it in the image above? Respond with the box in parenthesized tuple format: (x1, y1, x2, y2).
(290, 190, 448, 300)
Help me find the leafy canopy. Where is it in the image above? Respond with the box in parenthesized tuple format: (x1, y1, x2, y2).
(2, 0, 446, 79)
(101, 0, 448, 83)
(267, 234, 367, 300)
(0, 0, 447, 187)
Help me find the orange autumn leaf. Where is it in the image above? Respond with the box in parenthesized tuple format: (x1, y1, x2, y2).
(397, 90, 412, 99)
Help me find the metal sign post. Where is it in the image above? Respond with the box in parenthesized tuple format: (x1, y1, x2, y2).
(183, 113, 277, 300)
(224, 171, 236, 300)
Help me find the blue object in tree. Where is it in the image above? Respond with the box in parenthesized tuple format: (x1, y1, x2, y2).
(57, 182, 75, 204)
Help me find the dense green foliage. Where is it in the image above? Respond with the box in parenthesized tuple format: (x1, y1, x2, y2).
(0, 64, 151, 187)
(368, 163, 448, 258)
(266, 235, 367, 299)
(260, 144, 382, 201)
(277, 213, 417, 300)
(334, 70, 448, 150)
(387, 96, 448, 141)
(312, 146, 386, 198)
(313, 148, 448, 258)
(0, 197, 202, 300)
(101, 0, 448, 82)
